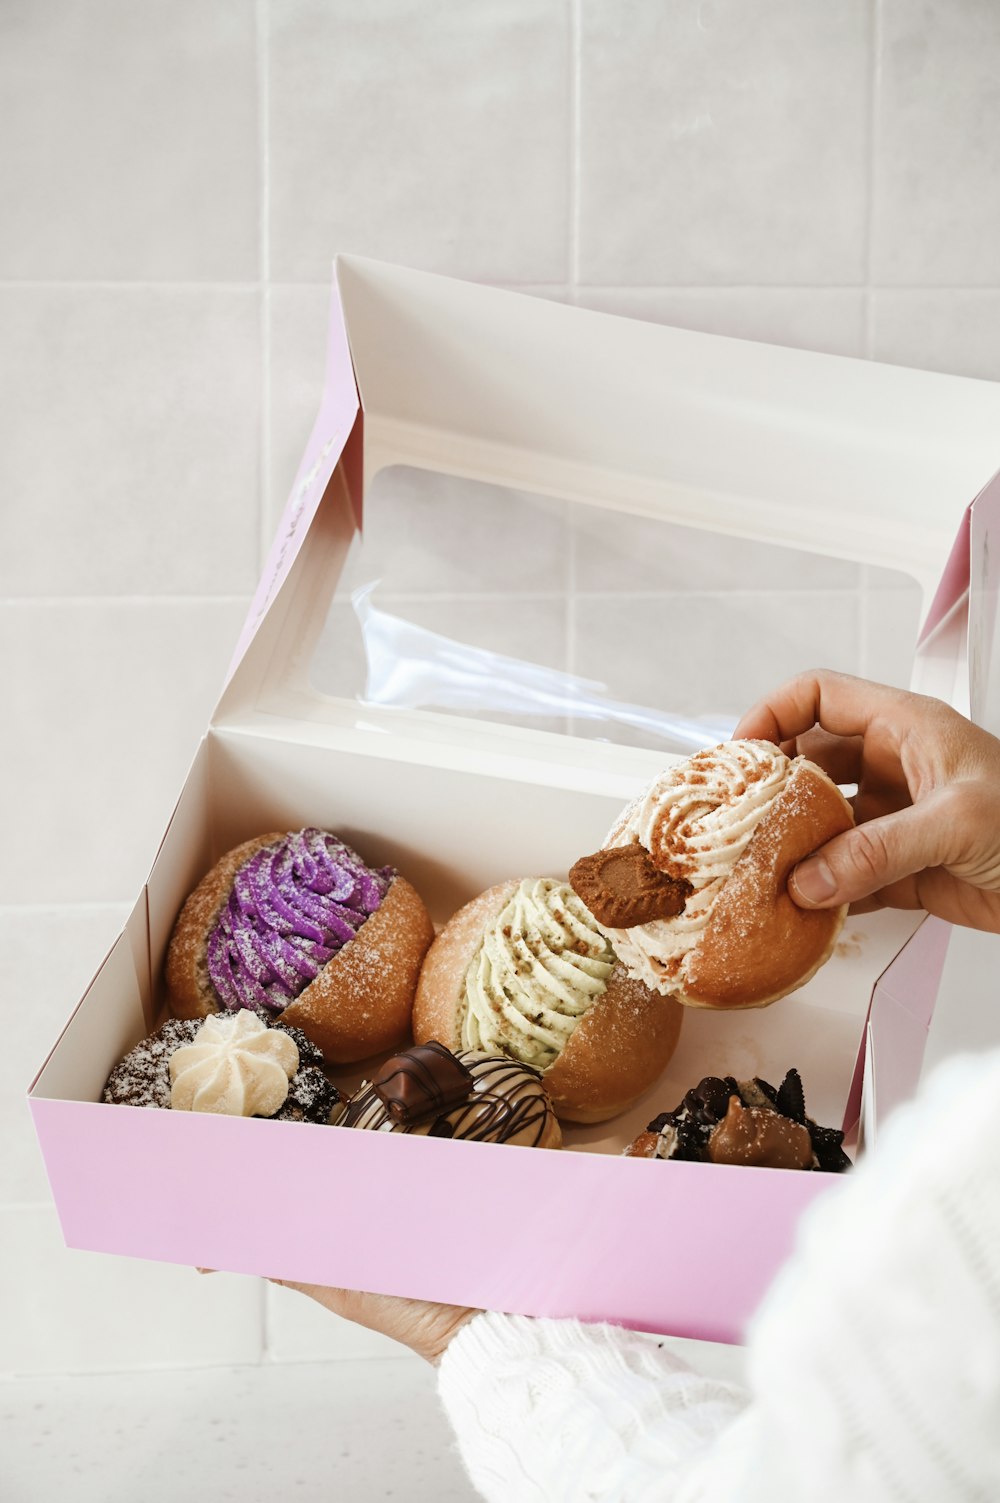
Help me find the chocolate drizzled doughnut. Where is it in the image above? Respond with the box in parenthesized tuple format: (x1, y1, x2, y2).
(342, 1046, 562, 1149)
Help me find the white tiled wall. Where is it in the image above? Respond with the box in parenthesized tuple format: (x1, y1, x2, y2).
(5, 0, 1000, 1392)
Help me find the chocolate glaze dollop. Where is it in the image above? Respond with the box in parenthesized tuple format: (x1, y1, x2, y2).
(206, 827, 394, 1016)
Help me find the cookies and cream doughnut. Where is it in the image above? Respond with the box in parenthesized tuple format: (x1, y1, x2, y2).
(341, 1041, 562, 1148)
(412, 878, 683, 1124)
(624, 1068, 851, 1172)
(570, 740, 854, 1010)
(102, 1012, 341, 1124)
(166, 827, 434, 1063)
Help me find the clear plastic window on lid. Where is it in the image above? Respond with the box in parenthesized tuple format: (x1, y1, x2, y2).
(308, 466, 922, 755)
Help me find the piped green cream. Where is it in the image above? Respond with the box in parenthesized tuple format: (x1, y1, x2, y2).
(460, 878, 615, 1070)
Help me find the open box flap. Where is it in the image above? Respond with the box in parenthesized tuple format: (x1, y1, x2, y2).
(213, 257, 1000, 733)
(913, 467, 1000, 721)
(336, 257, 1000, 590)
(917, 505, 971, 649)
(220, 266, 362, 698)
(842, 917, 951, 1139)
(969, 468, 1000, 734)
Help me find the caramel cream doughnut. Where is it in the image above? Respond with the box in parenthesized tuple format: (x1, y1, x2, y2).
(166, 828, 434, 1063)
(412, 878, 683, 1124)
(570, 740, 854, 1010)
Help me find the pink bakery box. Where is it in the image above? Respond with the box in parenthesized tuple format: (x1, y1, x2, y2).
(28, 258, 1000, 1345)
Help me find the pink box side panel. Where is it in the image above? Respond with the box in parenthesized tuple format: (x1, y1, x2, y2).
(840, 916, 949, 1133)
(918, 506, 970, 646)
(872, 915, 950, 1026)
(225, 276, 361, 681)
(30, 1096, 833, 1344)
(970, 468, 1000, 731)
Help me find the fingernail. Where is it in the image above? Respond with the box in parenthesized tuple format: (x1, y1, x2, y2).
(790, 857, 838, 906)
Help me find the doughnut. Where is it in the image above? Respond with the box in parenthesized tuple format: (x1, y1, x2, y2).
(624, 1068, 851, 1172)
(166, 827, 435, 1063)
(341, 1040, 562, 1148)
(570, 740, 854, 1010)
(412, 877, 683, 1124)
(102, 1012, 342, 1124)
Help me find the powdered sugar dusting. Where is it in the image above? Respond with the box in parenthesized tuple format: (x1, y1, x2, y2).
(602, 741, 792, 996)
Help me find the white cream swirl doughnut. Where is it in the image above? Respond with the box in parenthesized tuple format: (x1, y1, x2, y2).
(603, 741, 792, 994)
(573, 739, 855, 1010)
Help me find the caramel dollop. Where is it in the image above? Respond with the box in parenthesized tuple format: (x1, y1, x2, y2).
(569, 845, 693, 929)
(707, 1096, 814, 1170)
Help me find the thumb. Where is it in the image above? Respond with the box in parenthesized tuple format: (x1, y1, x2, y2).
(789, 801, 950, 910)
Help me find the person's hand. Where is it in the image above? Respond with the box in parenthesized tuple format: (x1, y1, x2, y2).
(270, 1279, 477, 1365)
(734, 669, 1000, 932)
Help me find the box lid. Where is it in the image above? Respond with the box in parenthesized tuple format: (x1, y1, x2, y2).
(216, 257, 1000, 751)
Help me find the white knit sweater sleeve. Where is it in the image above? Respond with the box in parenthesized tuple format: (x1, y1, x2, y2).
(437, 1049, 1000, 1503)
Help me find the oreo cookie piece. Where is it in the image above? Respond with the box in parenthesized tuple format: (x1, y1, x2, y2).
(629, 1068, 851, 1173)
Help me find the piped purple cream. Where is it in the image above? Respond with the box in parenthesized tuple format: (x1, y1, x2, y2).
(206, 828, 394, 1015)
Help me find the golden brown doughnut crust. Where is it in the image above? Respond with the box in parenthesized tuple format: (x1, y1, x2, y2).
(413, 880, 683, 1123)
(544, 964, 683, 1124)
(412, 881, 517, 1050)
(682, 759, 854, 1009)
(165, 837, 434, 1063)
(280, 875, 434, 1062)
(166, 834, 284, 1021)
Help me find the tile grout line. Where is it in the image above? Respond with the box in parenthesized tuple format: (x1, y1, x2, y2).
(257, 0, 273, 575)
(863, 0, 882, 360)
(0, 902, 132, 914)
(2, 279, 999, 295)
(569, 0, 582, 298)
(329, 586, 870, 603)
(858, 0, 879, 664)
(0, 595, 254, 607)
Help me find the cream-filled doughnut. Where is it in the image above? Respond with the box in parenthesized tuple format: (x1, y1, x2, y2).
(570, 740, 854, 1010)
(412, 877, 683, 1124)
(166, 827, 434, 1063)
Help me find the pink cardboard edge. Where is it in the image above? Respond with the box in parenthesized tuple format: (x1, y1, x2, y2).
(918, 506, 971, 647)
(918, 466, 1000, 649)
(842, 915, 950, 1135)
(29, 1096, 833, 1345)
(224, 267, 362, 686)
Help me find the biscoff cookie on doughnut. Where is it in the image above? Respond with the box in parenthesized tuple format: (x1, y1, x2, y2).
(570, 740, 854, 1011)
(166, 827, 434, 1063)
